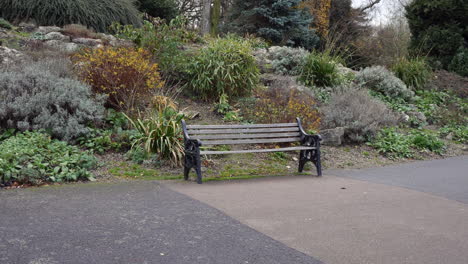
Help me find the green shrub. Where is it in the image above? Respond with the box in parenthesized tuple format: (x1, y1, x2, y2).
(125, 108, 184, 166)
(254, 46, 309, 75)
(448, 47, 468, 77)
(356, 66, 414, 102)
(406, 0, 468, 69)
(392, 57, 432, 90)
(369, 128, 413, 159)
(0, 132, 97, 185)
(299, 52, 344, 88)
(0, 18, 13, 29)
(0, 60, 105, 142)
(186, 36, 259, 101)
(111, 17, 199, 77)
(225, 0, 319, 49)
(0, 0, 141, 32)
(322, 86, 400, 143)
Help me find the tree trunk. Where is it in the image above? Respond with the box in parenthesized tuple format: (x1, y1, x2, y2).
(200, 0, 212, 35)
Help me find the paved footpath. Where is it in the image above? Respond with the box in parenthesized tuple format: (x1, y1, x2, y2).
(1, 156, 467, 264)
(170, 156, 468, 264)
(0, 182, 321, 264)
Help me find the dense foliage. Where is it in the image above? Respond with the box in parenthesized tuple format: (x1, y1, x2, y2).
(112, 17, 198, 78)
(136, 0, 179, 21)
(370, 128, 445, 158)
(186, 37, 259, 100)
(392, 57, 432, 90)
(0, 0, 142, 32)
(322, 86, 400, 142)
(448, 47, 468, 77)
(0, 61, 105, 142)
(356, 66, 414, 102)
(299, 51, 344, 87)
(225, 0, 320, 49)
(406, 0, 468, 70)
(241, 87, 321, 131)
(0, 132, 97, 185)
(254, 46, 309, 75)
(73, 47, 164, 113)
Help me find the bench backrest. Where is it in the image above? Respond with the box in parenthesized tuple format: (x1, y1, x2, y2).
(182, 119, 307, 146)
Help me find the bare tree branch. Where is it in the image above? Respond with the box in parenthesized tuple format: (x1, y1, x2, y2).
(359, 0, 382, 12)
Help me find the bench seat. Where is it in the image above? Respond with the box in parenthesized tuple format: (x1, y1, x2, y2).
(182, 118, 322, 184)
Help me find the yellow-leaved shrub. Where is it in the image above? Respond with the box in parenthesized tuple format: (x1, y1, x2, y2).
(72, 47, 164, 113)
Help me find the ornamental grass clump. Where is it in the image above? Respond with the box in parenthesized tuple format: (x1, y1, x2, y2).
(0, 0, 141, 32)
(299, 51, 344, 87)
(73, 47, 164, 113)
(125, 107, 184, 167)
(186, 36, 259, 101)
(392, 57, 432, 90)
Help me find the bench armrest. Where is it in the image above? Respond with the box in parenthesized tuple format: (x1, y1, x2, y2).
(296, 117, 322, 146)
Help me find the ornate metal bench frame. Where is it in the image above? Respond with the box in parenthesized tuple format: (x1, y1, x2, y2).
(182, 118, 322, 184)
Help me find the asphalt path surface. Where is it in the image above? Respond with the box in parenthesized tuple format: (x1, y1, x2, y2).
(329, 155, 468, 203)
(0, 182, 322, 264)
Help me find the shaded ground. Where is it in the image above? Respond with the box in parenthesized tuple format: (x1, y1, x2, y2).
(0, 182, 321, 264)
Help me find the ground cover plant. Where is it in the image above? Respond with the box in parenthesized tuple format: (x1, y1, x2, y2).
(0, 0, 141, 32)
(369, 128, 445, 159)
(0, 132, 97, 185)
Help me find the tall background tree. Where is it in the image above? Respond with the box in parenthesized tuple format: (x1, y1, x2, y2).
(136, 0, 180, 21)
(224, 0, 320, 49)
(406, 0, 468, 74)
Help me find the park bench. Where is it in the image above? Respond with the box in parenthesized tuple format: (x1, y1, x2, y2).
(181, 118, 322, 184)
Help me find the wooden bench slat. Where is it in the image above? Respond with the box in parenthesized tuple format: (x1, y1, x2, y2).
(201, 137, 301, 145)
(188, 127, 300, 135)
(200, 146, 316, 155)
(192, 132, 301, 140)
(187, 123, 298, 129)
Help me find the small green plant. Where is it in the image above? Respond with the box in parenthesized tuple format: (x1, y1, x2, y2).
(223, 111, 242, 122)
(0, 18, 12, 29)
(392, 57, 432, 90)
(369, 128, 446, 158)
(368, 128, 414, 159)
(125, 108, 185, 166)
(186, 36, 260, 101)
(410, 130, 444, 154)
(439, 124, 468, 144)
(299, 51, 344, 88)
(0, 132, 97, 185)
(213, 94, 233, 115)
(125, 146, 158, 164)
